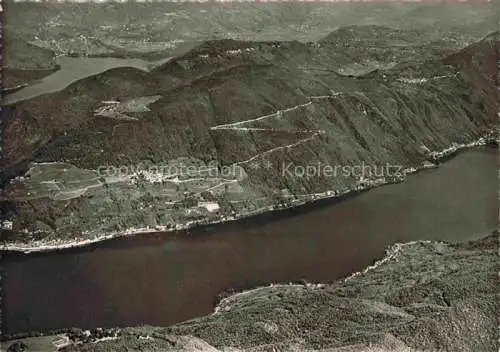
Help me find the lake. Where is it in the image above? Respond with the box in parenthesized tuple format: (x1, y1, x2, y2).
(2, 147, 497, 336)
(3, 57, 152, 105)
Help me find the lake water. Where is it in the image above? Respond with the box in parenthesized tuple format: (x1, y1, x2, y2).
(2, 147, 497, 336)
(4, 57, 152, 105)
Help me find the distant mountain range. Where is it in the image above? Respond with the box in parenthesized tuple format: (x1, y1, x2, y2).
(4, 1, 495, 66)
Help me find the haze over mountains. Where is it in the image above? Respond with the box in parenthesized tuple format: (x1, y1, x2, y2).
(4, 1, 496, 68)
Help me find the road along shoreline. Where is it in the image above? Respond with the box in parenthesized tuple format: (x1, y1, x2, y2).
(1, 134, 495, 255)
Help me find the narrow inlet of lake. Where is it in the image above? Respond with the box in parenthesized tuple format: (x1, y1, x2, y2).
(4, 57, 151, 105)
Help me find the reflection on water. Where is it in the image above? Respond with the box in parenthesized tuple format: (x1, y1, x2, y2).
(2, 148, 498, 335)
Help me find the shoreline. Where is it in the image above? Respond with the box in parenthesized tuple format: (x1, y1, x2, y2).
(3, 230, 496, 343)
(212, 240, 443, 316)
(211, 228, 498, 316)
(1, 135, 495, 255)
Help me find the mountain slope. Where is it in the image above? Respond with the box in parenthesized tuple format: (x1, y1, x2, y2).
(1, 28, 497, 249)
(3, 232, 497, 351)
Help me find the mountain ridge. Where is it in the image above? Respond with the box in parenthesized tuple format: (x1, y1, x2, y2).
(1, 28, 497, 249)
